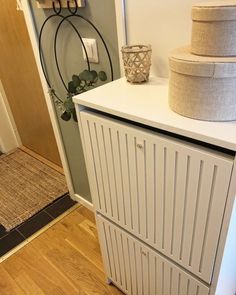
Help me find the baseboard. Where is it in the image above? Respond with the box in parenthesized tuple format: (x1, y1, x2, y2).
(73, 193, 94, 211)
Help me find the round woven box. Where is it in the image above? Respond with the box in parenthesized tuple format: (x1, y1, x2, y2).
(121, 45, 152, 83)
(169, 47, 236, 121)
(191, 1, 236, 56)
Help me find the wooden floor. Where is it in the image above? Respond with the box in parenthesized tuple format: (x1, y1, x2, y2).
(0, 206, 123, 294)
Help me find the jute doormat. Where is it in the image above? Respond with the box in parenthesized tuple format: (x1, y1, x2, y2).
(0, 149, 68, 231)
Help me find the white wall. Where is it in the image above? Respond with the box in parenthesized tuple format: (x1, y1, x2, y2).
(125, 0, 213, 77)
(0, 81, 19, 153)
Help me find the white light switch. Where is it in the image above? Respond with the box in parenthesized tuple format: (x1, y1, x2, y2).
(82, 38, 99, 63)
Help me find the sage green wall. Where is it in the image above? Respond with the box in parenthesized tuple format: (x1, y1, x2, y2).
(30, 1, 121, 202)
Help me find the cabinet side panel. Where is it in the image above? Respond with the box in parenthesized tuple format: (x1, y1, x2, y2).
(81, 116, 102, 210)
(215, 198, 236, 295)
(96, 215, 112, 278)
(199, 164, 233, 281)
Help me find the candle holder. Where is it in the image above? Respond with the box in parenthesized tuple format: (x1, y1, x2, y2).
(121, 45, 152, 83)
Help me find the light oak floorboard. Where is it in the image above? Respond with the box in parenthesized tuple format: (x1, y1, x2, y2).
(0, 265, 25, 295)
(0, 206, 123, 295)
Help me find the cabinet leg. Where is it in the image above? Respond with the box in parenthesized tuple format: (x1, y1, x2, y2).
(106, 277, 112, 285)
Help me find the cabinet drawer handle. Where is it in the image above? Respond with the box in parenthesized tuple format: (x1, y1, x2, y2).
(140, 249, 148, 256)
(137, 143, 143, 149)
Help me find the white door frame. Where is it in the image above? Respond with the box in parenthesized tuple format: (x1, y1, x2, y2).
(21, 0, 127, 207)
(114, 0, 127, 74)
(0, 80, 21, 153)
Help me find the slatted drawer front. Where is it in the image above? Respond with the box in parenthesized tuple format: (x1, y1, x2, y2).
(81, 110, 233, 283)
(97, 214, 209, 295)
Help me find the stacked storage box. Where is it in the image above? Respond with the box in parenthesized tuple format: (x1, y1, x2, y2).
(169, 1, 236, 121)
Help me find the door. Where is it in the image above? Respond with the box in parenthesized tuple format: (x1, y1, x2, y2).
(81, 110, 233, 283)
(0, 0, 61, 166)
(97, 214, 210, 295)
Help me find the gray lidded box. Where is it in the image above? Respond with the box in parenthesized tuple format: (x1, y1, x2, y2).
(169, 47, 236, 121)
(191, 1, 236, 57)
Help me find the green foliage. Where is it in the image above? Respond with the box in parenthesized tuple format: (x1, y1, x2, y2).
(55, 69, 107, 122)
(98, 71, 107, 81)
(60, 111, 71, 121)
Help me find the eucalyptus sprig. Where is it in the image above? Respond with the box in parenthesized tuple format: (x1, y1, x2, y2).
(60, 69, 107, 122)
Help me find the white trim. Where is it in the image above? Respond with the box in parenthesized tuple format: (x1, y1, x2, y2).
(74, 193, 94, 212)
(114, 0, 127, 76)
(21, 0, 75, 197)
(0, 80, 21, 153)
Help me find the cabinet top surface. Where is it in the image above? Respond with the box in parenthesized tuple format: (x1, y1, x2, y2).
(73, 77, 236, 151)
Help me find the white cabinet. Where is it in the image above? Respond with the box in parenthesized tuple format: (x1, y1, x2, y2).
(97, 214, 209, 295)
(74, 77, 236, 295)
(81, 110, 233, 284)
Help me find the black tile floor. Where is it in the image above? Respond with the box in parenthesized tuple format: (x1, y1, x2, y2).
(0, 194, 76, 257)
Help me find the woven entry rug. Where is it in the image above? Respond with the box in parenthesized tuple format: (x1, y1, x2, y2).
(0, 149, 68, 231)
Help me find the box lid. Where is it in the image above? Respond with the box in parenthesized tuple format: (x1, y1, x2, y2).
(169, 47, 236, 78)
(192, 1, 236, 21)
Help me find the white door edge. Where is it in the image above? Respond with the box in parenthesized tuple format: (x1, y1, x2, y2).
(0, 80, 21, 153)
(114, 0, 127, 76)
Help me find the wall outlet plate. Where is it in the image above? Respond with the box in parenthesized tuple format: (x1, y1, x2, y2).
(82, 38, 99, 64)
(36, 0, 85, 9)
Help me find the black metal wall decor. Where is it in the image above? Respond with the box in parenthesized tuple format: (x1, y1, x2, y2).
(38, 0, 114, 120)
